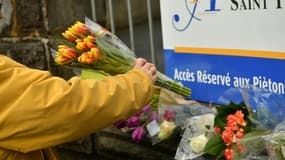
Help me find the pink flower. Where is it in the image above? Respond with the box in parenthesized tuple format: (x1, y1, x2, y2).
(141, 104, 151, 114)
(126, 116, 140, 127)
(131, 127, 145, 143)
(149, 111, 158, 121)
(163, 110, 176, 121)
(114, 120, 126, 129)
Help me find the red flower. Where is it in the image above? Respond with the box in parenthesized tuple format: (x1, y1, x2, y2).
(226, 114, 238, 131)
(236, 128, 245, 139)
(236, 142, 245, 152)
(224, 148, 234, 160)
(234, 110, 246, 126)
(163, 110, 176, 121)
(214, 127, 221, 134)
(221, 110, 247, 160)
(222, 128, 235, 145)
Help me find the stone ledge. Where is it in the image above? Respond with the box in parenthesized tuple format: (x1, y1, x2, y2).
(94, 127, 180, 160)
(0, 38, 48, 70)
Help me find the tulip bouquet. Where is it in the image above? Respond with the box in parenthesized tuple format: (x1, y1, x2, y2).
(53, 18, 191, 98)
(114, 88, 200, 144)
(113, 88, 160, 143)
(114, 104, 159, 143)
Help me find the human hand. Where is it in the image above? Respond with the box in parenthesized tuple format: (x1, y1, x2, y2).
(134, 58, 157, 83)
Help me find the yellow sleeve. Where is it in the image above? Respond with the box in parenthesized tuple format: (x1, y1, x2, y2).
(0, 55, 154, 153)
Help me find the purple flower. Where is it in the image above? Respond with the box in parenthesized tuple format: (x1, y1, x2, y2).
(114, 120, 126, 129)
(126, 115, 140, 127)
(149, 111, 158, 121)
(131, 127, 145, 143)
(142, 104, 151, 114)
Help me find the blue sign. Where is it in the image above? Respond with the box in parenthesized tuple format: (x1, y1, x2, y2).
(160, 0, 285, 104)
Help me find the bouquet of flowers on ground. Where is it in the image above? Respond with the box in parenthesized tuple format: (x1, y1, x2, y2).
(147, 88, 216, 145)
(112, 87, 161, 143)
(113, 88, 213, 145)
(175, 87, 285, 160)
(52, 18, 191, 98)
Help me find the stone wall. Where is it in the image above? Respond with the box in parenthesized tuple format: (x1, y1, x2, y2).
(0, 0, 176, 159)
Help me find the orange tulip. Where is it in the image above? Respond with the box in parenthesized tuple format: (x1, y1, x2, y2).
(77, 52, 94, 64)
(236, 128, 245, 139)
(84, 35, 96, 48)
(55, 46, 78, 65)
(62, 30, 78, 43)
(89, 48, 101, 61)
(55, 55, 72, 64)
(71, 21, 90, 36)
(60, 48, 77, 59)
(58, 45, 68, 49)
(75, 39, 89, 51)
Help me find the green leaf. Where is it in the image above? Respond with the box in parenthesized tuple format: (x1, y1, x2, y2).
(204, 134, 226, 156)
(243, 129, 271, 138)
(81, 69, 110, 80)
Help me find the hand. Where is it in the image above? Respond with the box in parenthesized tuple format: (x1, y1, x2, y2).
(134, 58, 157, 83)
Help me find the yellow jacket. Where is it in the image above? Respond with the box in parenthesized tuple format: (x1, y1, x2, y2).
(0, 55, 154, 159)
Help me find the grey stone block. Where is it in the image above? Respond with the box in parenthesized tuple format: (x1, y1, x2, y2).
(47, 0, 92, 33)
(16, 0, 47, 35)
(0, 38, 47, 70)
(56, 136, 94, 155)
(94, 127, 179, 160)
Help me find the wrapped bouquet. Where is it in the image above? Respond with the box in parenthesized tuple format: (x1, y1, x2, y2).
(175, 88, 285, 160)
(52, 18, 191, 98)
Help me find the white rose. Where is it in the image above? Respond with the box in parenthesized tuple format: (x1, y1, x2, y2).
(189, 134, 208, 153)
(196, 114, 215, 132)
(158, 120, 176, 140)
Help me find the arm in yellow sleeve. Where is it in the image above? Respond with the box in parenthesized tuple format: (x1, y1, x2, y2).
(0, 55, 154, 153)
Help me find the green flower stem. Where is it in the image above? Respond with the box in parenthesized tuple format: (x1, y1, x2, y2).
(59, 30, 192, 98)
(96, 35, 192, 98)
(155, 77, 191, 97)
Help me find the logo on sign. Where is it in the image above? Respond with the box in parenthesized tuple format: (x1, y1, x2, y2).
(172, 0, 220, 31)
(172, 0, 283, 31)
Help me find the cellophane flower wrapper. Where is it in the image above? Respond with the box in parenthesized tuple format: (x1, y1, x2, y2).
(147, 88, 216, 145)
(84, 17, 191, 97)
(214, 87, 285, 160)
(51, 18, 191, 97)
(218, 86, 285, 130)
(174, 113, 216, 160)
(234, 123, 285, 160)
